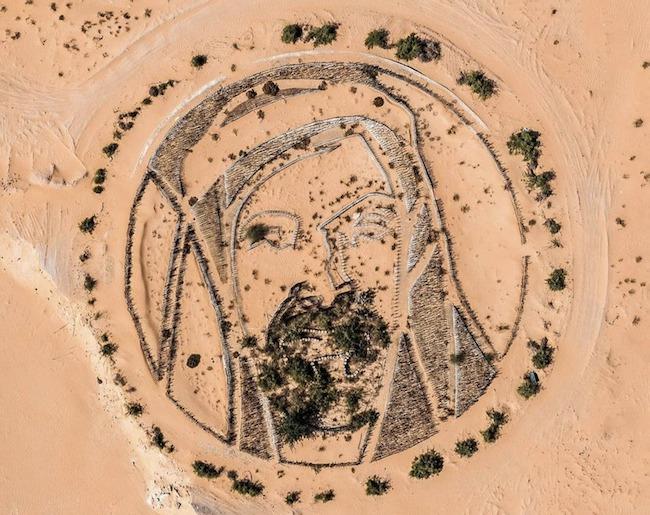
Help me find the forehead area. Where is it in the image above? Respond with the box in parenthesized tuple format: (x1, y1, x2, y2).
(241, 135, 391, 222)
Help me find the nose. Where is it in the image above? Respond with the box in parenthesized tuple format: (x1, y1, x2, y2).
(312, 226, 352, 304)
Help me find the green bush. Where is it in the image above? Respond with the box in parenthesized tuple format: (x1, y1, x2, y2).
(262, 81, 280, 96)
(544, 218, 562, 234)
(276, 401, 320, 444)
(530, 338, 555, 369)
(246, 222, 270, 243)
(285, 490, 301, 505)
(151, 426, 170, 450)
(455, 437, 479, 458)
(365, 28, 390, 49)
(507, 129, 541, 167)
(281, 24, 303, 44)
(457, 70, 497, 100)
(241, 335, 258, 348)
(419, 39, 442, 62)
(93, 185, 104, 194)
(349, 409, 379, 431)
(102, 142, 118, 158)
(306, 23, 338, 46)
(409, 448, 444, 478)
(517, 372, 541, 399)
(449, 351, 466, 364)
(126, 401, 143, 416)
(186, 353, 201, 368)
(365, 475, 390, 495)
(481, 409, 508, 443)
(232, 477, 264, 497)
(524, 169, 555, 200)
(314, 489, 335, 502)
(192, 460, 223, 479)
(257, 362, 284, 391)
(345, 388, 362, 413)
(395, 33, 424, 61)
(100, 342, 117, 357)
(84, 274, 97, 291)
(547, 268, 566, 291)
(79, 215, 97, 234)
(191, 54, 208, 68)
(93, 168, 107, 184)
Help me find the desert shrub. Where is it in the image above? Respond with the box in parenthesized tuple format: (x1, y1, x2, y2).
(365, 475, 390, 495)
(455, 437, 479, 458)
(79, 215, 97, 234)
(102, 142, 118, 158)
(84, 274, 97, 291)
(507, 129, 541, 167)
(151, 426, 171, 450)
(419, 39, 442, 61)
(79, 250, 91, 262)
(457, 70, 497, 100)
(246, 222, 270, 243)
(365, 28, 390, 49)
(100, 342, 117, 357)
(373, 96, 384, 107)
(345, 388, 363, 413)
(314, 489, 335, 503)
(191, 54, 208, 68)
(306, 23, 338, 46)
(126, 401, 143, 417)
(634, 118, 644, 128)
(529, 337, 555, 369)
(524, 169, 555, 200)
(93, 185, 104, 194)
(94, 168, 107, 184)
(409, 448, 444, 478)
(449, 351, 466, 364)
(517, 372, 540, 399)
(395, 33, 424, 61)
(232, 477, 264, 496)
(286, 356, 315, 384)
(547, 268, 566, 291)
(349, 409, 379, 431)
(192, 460, 223, 479)
(257, 362, 284, 391)
(544, 218, 562, 234)
(262, 80, 279, 95)
(281, 23, 303, 44)
(276, 401, 320, 444)
(285, 490, 301, 505)
(186, 353, 201, 368)
(241, 335, 257, 348)
(481, 409, 508, 443)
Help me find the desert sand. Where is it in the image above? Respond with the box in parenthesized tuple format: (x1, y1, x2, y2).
(1, 0, 649, 513)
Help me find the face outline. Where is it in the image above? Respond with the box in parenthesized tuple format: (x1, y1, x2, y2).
(127, 61, 508, 467)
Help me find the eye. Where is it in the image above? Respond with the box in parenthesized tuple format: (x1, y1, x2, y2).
(240, 211, 300, 250)
(350, 208, 395, 244)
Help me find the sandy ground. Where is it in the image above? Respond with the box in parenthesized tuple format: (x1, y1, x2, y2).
(1, 0, 650, 513)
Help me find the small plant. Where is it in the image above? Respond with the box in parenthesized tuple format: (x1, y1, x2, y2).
(79, 249, 91, 262)
(191, 54, 208, 68)
(241, 335, 257, 348)
(306, 23, 338, 47)
(517, 372, 541, 399)
(126, 401, 144, 417)
(507, 129, 542, 167)
(100, 342, 118, 357)
(449, 351, 466, 364)
(79, 215, 97, 234)
(231, 477, 264, 497)
(634, 118, 644, 128)
(544, 218, 561, 234)
(262, 80, 280, 96)
(457, 70, 497, 100)
(84, 274, 97, 292)
(246, 222, 270, 243)
(151, 426, 173, 451)
(373, 96, 384, 107)
(481, 409, 508, 443)
(93, 185, 104, 194)
(395, 33, 424, 61)
(529, 337, 555, 369)
(314, 489, 335, 503)
(455, 437, 479, 458)
(281, 23, 303, 44)
(365, 28, 390, 49)
(409, 448, 444, 479)
(258, 362, 284, 391)
(524, 169, 556, 200)
(547, 268, 566, 291)
(192, 460, 223, 479)
(285, 490, 301, 505)
(93, 168, 107, 184)
(365, 475, 390, 495)
(186, 353, 201, 368)
(102, 142, 119, 158)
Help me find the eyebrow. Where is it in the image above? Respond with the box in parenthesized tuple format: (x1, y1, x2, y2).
(317, 191, 394, 232)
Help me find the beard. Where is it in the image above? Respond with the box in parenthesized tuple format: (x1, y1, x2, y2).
(252, 283, 390, 444)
